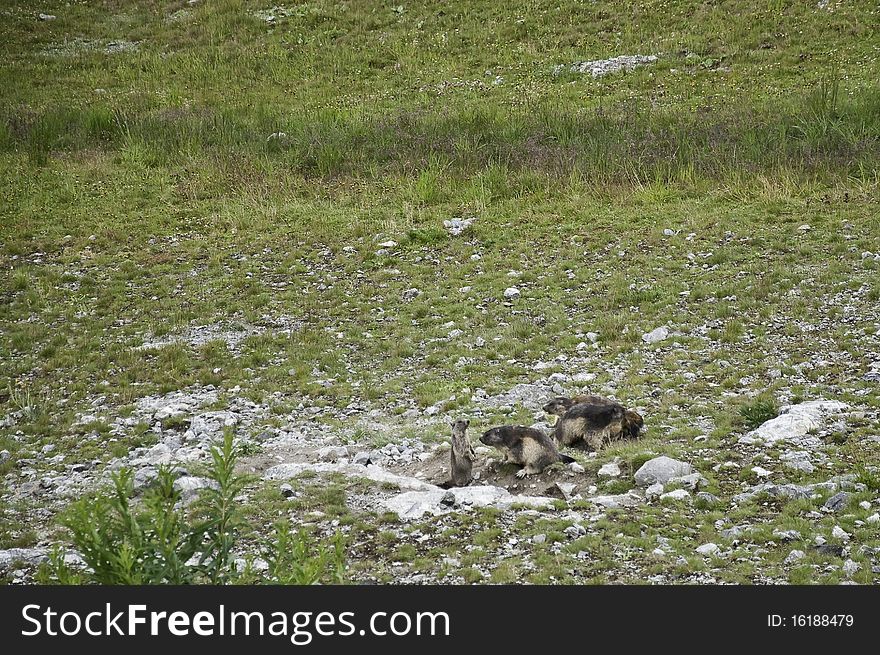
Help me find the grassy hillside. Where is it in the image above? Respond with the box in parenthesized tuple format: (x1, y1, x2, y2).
(1, 1, 879, 584)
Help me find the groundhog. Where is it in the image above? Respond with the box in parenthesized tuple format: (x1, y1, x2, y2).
(449, 419, 475, 487)
(554, 401, 644, 451)
(542, 394, 617, 417)
(480, 425, 575, 478)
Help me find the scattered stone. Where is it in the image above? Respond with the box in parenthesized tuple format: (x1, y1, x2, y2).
(641, 326, 669, 344)
(695, 492, 720, 507)
(558, 54, 658, 77)
(634, 456, 693, 487)
(751, 466, 772, 478)
(667, 473, 706, 490)
(720, 525, 751, 540)
(503, 287, 520, 300)
(739, 400, 849, 446)
(660, 489, 690, 501)
(773, 529, 802, 542)
(554, 482, 578, 501)
(832, 526, 850, 541)
(589, 491, 643, 509)
(859, 500, 871, 510)
(39, 13, 56, 21)
(784, 550, 806, 564)
(781, 451, 814, 473)
(866, 513, 880, 524)
(696, 543, 720, 556)
(645, 483, 664, 499)
(564, 524, 586, 539)
(443, 217, 474, 236)
(352, 451, 372, 466)
(0, 450, 10, 463)
(532, 534, 546, 545)
(568, 462, 585, 474)
(381, 486, 554, 520)
(401, 288, 421, 301)
(317, 446, 349, 462)
(279, 483, 296, 498)
(824, 492, 850, 512)
(598, 462, 621, 478)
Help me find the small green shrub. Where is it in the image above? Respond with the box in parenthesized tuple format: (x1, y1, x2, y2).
(39, 432, 346, 585)
(738, 397, 779, 430)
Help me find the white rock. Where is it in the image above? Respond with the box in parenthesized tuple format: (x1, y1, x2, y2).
(784, 550, 806, 564)
(741, 400, 849, 446)
(642, 326, 669, 344)
(858, 501, 871, 510)
(381, 486, 554, 520)
(646, 483, 664, 499)
(317, 446, 349, 462)
(568, 462, 585, 474)
(378, 240, 397, 248)
(589, 491, 643, 509)
(503, 287, 520, 300)
(842, 559, 860, 577)
(695, 543, 720, 556)
(832, 526, 850, 541)
(865, 513, 880, 524)
(660, 489, 690, 501)
(751, 466, 772, 478)
(634, 456, 693, 486)
(598, 462, 621, 478)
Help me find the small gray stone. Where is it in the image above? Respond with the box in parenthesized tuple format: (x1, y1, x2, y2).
(773, 529, 802, 542)
(695, 492, 720, 507)
(634, 456, 693, 487)
(832, 525, 850, 541)
(641, 326, 670, 344)
(568, 462, 585, 474)
(842, 559, 860, 577)
(352, 451, 372, 466)
(564, 524, 586, 539)
(696, 543, 720, 556)
(503, 287, 520, 300)
(784, 550, 806, 565)
(598, 462, 621, 478)
(824, 492, 850, 512)
(645, 483, 664, 499)
(660, 489, 690, 501)
(532, 534, 546, 544)
(279, 483, 296, 498)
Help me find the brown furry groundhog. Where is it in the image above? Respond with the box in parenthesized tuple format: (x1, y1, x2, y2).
(480, 425, 575, 478)
(449, 419, 475, 487)
(553, 401, 644, 451)
(542, 394, 617, 417)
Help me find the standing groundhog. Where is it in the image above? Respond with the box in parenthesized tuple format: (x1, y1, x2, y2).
(480, 425, 575, 478)
(553, 400, 644, 451)
(449, 419, 475, 487)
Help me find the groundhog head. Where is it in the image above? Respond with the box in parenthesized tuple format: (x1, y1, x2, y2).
(450, 419, 469, 436)
(542, 397, 576, 417)
(479, 427, 504, 447)
(624, 410, 644, 439)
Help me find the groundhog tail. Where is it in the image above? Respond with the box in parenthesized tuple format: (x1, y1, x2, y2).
(558, 454, 576, 464)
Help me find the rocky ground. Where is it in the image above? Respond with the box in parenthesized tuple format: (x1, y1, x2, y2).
(2, 362, 878, 584)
